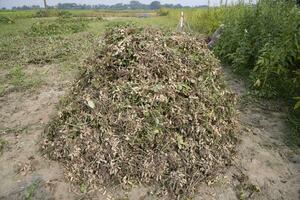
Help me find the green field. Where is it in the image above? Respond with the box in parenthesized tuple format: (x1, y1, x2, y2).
(0, 9, 157, 18)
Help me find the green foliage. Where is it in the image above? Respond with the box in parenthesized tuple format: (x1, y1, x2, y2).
(28, 17, 87, 36)
(0, 138, 6, 155)
(0, 10, 35, 19)
(211, 0, 300, 143)
(105, 21, 136, 30)
(287, 109, 300, 147)
(167, 8, 226, 34)
(25, 181, 39, 200)
(214, 0, 300, 98)
(8, 65, 41, 89)
(0, 16, 15, 24)
(8, 65, 26, 86)
(58, 10, 73, 18)
(34, 10, 49, 18)
(189, 8, 225, 34)
(295, 97, 300, 110)
(157, 8, 169, 16)
(34, 9, 72, 18)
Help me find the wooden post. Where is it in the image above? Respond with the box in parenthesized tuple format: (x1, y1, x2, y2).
(180, 12, 184, 31)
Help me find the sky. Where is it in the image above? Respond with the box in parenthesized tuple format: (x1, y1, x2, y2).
(0, 0, 236, 9)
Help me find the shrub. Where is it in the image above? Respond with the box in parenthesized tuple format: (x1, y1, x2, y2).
(214, 0, 300, 98)
(34, 9, 72, 18)
(287, 108, 300, 147)
(157, 8, 169, 16)
(0, 16, 15, 24)
(28, 18, 87, 36)
(58, 10, 72, 18)
(35, 10, 49, 18)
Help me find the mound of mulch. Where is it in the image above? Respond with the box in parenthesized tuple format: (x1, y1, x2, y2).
(42, 25, 237, 198)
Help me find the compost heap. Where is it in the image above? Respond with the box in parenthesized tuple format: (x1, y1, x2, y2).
(43, 25, 237, 198)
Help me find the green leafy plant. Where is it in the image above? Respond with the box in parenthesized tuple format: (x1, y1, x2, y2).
(28, 18, 87, 36)
(294, 97, 300, 110)
(25, 181, 39, 200)
(8, 66, 41, 89)
(214, 0, 300, 98)
(0, 16, 15, 24)
(0, 138, 6, 155)
(167, 8, 226, 34)
(157, 8, 169, 16)
(34, 9, 72, 18)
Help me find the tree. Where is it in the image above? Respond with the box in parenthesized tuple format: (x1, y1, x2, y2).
(129, 1, 143, 9)
(150, 1, 161, 10)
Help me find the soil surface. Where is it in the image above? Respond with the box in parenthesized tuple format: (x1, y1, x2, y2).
(0, 63, 299, 200)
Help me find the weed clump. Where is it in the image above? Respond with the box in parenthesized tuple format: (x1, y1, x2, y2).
(0, 16, 15, 24)
(0, 138, 6, 155)
(157, 8, 169, 16)
(28, 18, 87, 36)
(43, 25, 237, 198)
(35, 9, 72, 18)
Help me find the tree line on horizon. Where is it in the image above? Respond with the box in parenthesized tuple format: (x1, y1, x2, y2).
(3, 1, 208, 10)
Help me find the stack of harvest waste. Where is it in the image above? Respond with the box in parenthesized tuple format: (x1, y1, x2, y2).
(43, 24, 237, 198)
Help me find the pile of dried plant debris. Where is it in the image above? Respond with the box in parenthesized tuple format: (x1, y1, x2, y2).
(43, 24, 237, 198)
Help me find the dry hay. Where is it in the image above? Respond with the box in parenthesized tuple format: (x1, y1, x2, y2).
(42, 25, 237, 198)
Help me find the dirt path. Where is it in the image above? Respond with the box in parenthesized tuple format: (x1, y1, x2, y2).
(0, 64, 299, 200)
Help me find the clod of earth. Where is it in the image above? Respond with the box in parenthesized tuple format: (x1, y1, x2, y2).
(42, 25, 238, 198)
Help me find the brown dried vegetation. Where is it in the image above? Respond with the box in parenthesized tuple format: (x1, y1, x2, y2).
(42, 25, 238, 198)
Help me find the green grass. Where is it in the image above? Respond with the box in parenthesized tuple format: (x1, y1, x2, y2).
(8, 66, 42, 89)
(0, 138, 6, 155)
(0, 18, 38, 36)
(25, 180, 39, 200)
(0, 10, 36, 18)
(287, 109, 300, 148)
(27, 17, 88, 36)
(87, 16, 176, 33)
(0, 9, 156, 19)
(69, 9, 156, 17)
(165, 7, 226, 34)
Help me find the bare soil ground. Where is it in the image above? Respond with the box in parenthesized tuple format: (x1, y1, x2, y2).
(0, 63, 299, 200)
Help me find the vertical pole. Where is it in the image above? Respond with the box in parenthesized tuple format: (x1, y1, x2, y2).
(44, 0, 48, 11)
(180, 11, 184, 31)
